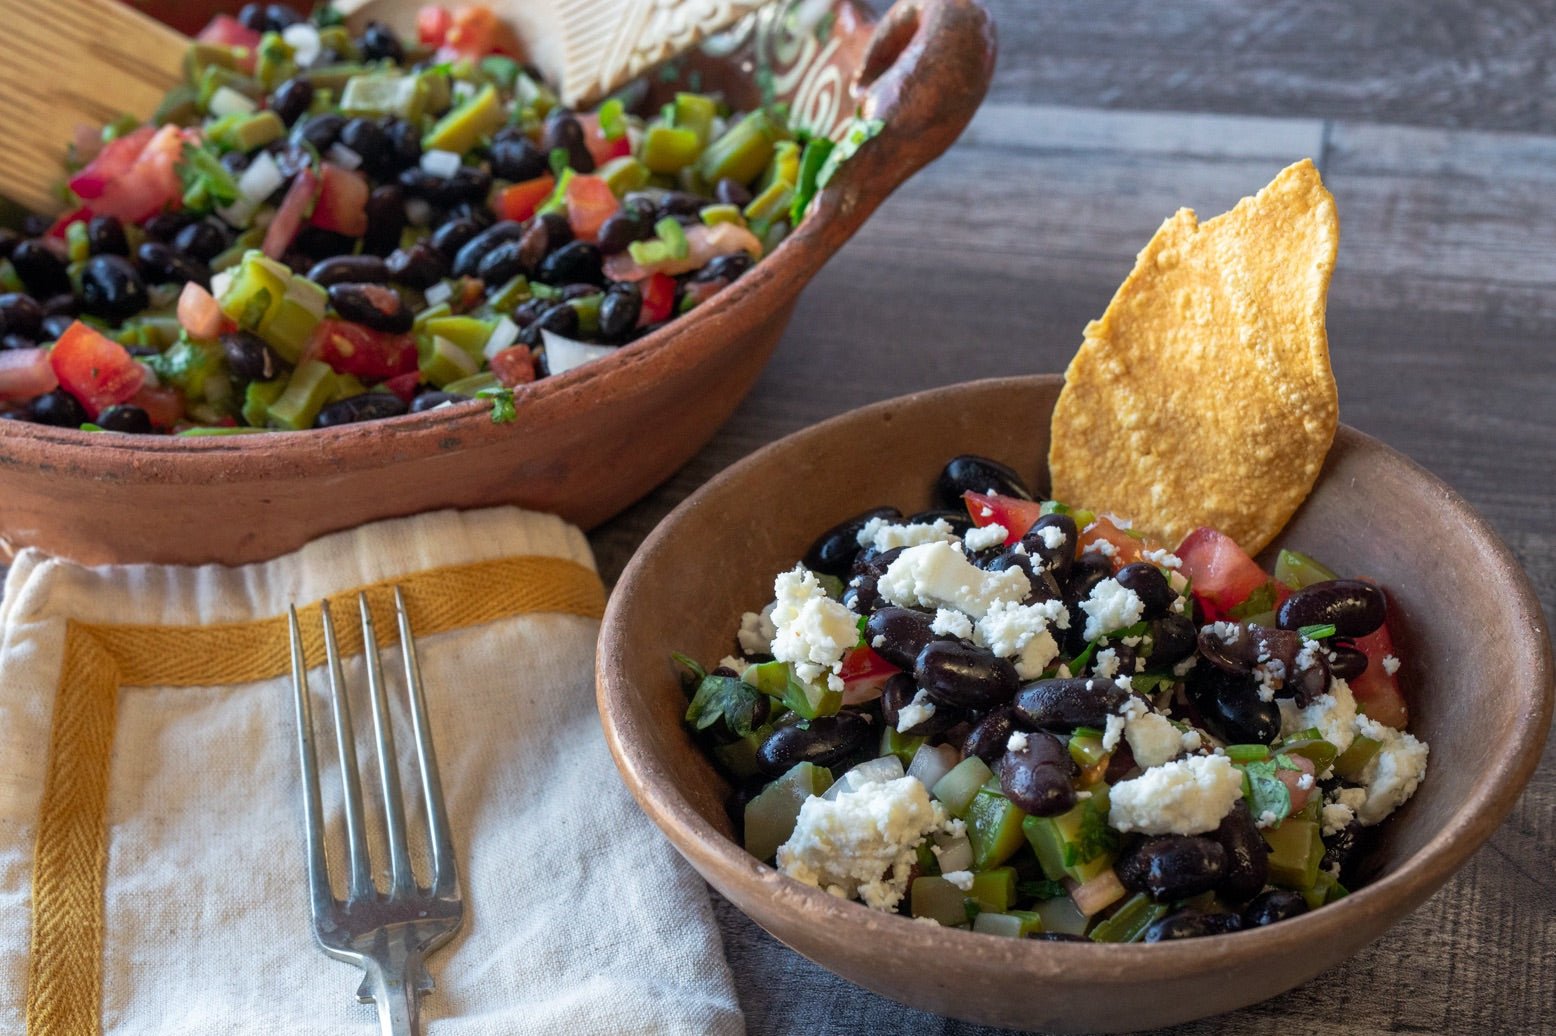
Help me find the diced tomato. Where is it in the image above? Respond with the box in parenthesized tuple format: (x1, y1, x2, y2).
(416, 5, 452, 47)
(177, 282, 226, 340)
(1177, 526, 1284, 619)
(127, 384, 185, 429)
(263, 168, 319, 260)
(963, 490, 1044, 547)
(382, 371, 423, 404)
(304, 319, 418, 381)
(1349, 614, 1409, 729)
(838, 645, 900, 705)
(49, 322, 145, 418)
(577, 113, 632, 168)
(604, 222, 763, 282)
(1077, 515, 1148, 570)
(439, 5, 522, 59)
(0, 348, 59, 402)
(494, 175, 554, 223)
(196, 14, 262, 50)
(308, 164, 370, 237)
(637, 272, 676, 327)
(489, 346, 536, 387)
(564, 175, 619, 243)
(1276, 753, 1318, 813)
(68, 124, 189, 225)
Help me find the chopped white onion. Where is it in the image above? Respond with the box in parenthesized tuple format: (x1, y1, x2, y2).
(482, 316, 520, 359)
(821, 755, 905, 800)
(237, 150, 284, 203)
(906, 742, 958, 792)
(326, 143, 363, 170)
(404, 198, 433, 226)
(932, 831, 974, 873)
(207, 85, 257, 117)
(209, 270, 234, 301)
(423, 280, 454, 306)
(540, 328, 615, 376)
(420, 149, 463, 178)
(282, 23, 322, 67)
(215, 198, 256, 228)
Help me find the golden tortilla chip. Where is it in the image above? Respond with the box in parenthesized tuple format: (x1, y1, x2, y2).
(1048, 158, 1339, 555)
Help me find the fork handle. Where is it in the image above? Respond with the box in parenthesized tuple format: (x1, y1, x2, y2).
(358, 941, 432, 1036)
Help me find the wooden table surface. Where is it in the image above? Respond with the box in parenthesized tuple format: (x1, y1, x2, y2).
(588, 2, 1556, 1032)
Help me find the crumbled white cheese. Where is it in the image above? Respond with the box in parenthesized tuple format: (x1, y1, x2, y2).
(1353, 715, 1429, 826)
(1101, 714, 1127, 753)
(1108, 755, 1244, 835)
(1172, 655, 1198, 677)
(1092, 648, 1121, 679)
(1006, 730, 1029, 753)
(878, 541, 1031, 619)
(1120, 697, 1185, 769)
(856, 516, 959, 552)
(1257, 809, 1279, 829)
(1382, 654, 1401, 675)
(1083, 538, 1117, 559)
(1254, 657, 1286, 702)
(1080, 579, 1145, 640)
(963, 523, 1009, 553)
(1321, 802, 1355, 836)
(769, 566, 862, 691)
(1297, 772, 1315, 790)
(942, 870, 975, 892)
(929, 607, 974, 640)
(737, 603, 778, 656)
(1037, 525, 1068, 551)
(716, 655, 747, 674)
(1278, 678, 1359, 755)
(1140, 548, 1182, 569)
(776, 776, 947, 911)
(896, 689, 937, 734)
(1180, 728, 1204, 753)
(973, 598, 1068, 678)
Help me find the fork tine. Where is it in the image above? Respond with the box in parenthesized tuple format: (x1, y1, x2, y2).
(288, 606, 335, 922)
(321, 600, 375, 902)
(395, 586, 459, 897)
(359, 592, 415, 896)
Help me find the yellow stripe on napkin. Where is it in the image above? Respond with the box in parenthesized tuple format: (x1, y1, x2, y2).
(25, 556, 606, 1036)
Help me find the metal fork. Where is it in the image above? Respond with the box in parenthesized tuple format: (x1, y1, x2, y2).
(288, 588, 464, 1035)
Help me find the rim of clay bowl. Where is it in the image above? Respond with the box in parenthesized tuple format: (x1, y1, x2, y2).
(598, 374, 1554, 993)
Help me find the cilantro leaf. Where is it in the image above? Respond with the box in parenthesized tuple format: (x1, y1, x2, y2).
(1017, 879, 1067, 901)
(176, 142, 239, 212)
(1242, 758, 1293, 826)
(815, 115, 885, 189)
(1062, 799, 1118, 866)
(684, 671, 765, 738)
(475, 386, 516, 423)
(1228, 581, 1279, 620)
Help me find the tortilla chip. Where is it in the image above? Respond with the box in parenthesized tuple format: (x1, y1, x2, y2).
(1048, 158, 1340, 556)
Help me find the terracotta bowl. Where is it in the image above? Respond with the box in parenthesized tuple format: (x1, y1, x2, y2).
(0, 0, 995, 565)
(596, 374, 1554, 1033)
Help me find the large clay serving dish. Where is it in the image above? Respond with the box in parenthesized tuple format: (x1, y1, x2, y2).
(596, 374, 1554, 1032)
(0, 0, 995, 565)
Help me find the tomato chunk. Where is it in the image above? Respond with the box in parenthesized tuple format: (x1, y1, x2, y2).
(309, 164, 370, 237)
(416, 5, 452, 47)
(637, 273, 677, 327)
(565, 175, 620, 243)
(1077, 515, 1148, 569)
(263, 168, 320, 260)
(489, 346, 536, 387)
(962, 490, 1044, 547)
(49, 322, 146, 418)
(196, 14, 262, 50)
(127, 384, 185, 429)
(494, 175, 554, 223)
(305, 319, 417, 380)
(577, 112, 632, 167)
(0, 348, 60, 402)
(68, 124, 189, 225)
(1177, 527, 1282, 619)
(838, 645, 900, 705)
(1349, 615, 1409, 728)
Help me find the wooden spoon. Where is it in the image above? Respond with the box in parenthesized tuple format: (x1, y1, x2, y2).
(0, 0, 776, 216)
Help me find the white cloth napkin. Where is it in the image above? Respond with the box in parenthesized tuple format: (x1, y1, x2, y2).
(0, 508, 744, 1035)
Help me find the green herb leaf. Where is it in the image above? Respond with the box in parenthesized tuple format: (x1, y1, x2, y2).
(176, 142, 240, 212)
(1129, 672, 1178, 696)
(962, 898, 982, 923)
(1063, 798, 1119, 866)
(671, 651, 708, 682)
(1228, 581, 1280, 620)
(1241, 758, 1293, 826)
(1297, 623, 1337, 641)
(475, 386, 516, 423)
(1017, 878, 1068, 901)
(548, 146, 569, 178)
(815, 115, 885, 189)
(684, 670, 765, 738)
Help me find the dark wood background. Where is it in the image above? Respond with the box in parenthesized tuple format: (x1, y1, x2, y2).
(588, 1, 1556, 1032)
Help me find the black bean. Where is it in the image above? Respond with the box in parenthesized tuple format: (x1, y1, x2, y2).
(1144, 909, 1243, 942)
(314, 392, 410, 427)
(327, 282, 413, 333)
(1288, 644, 1330, 707)
(1184, 666, 1282, 745)
(536, 241, 604, 286)
(40, 315, 76, 341)
(77, 255, 148, 321)
(445, 166, 493, 205)
(881, 673, 958, 737)
(1196, 621, 1260, 673)
(28, 389, 88, 427)
(520, 302, 579, 346)
(715, 177, 753, 208)
(359, 185, 407, 257)
(695, 252, 755, 283)
(477, 239, 529, 286)
(655, 190, 705, 218)
(962, 707, 1019, 765)
(935, 454, 1035, 510)
(542, 110, 596, 172)
(1013, 677, 1129, 732)
(10, 240, 70, 297)
(996, 730, 1077, 816)
(293, 112, 346, 153)
(1117, 836, 1227, 901)
(1, 335, 34, 351)
(802, 507, 899, 576)
(237, 3, 267, 30)
(86, 215, 128, 256)
(309, 255, 391, 288)
(221, 330, 287, 384)
(1144, 614, 1197, 668)
(595, 211, 651, 256)
(340, 118, 392, 174)
(452, 220, 525, 277)
(95, 404, 152, 434)
(135, 241, 211, 287)
(359, 21, 404, 63)
(409, 390, 470, 413)
(489, 133, 548, 182)
(914, 640, 1018, 709)
(597, 283, 642, 341)
(264, 4, 303, 31)
(906, 508, 975, 537)
(173, 220, 231, 263)
(0, 229, 21, 261)
(385, 242, 448, 289)
(1064, 551, 1112, 603)
(1114, 563, 1175, 620)
(0, 293, 43, 339)
(1327, 643, 1368, 681)
(1015, 513, 1075, 579)
(842, 546, 903, 617)
(1277, 579, 1387, 638)
(754, 711, 871, 776)
(429, 217, 482, 260)
(269, 77, 314, 127)
(383, 118, 423, 171)
(19, 214, 52, 237)
(1241, 889, 1309, 928)
(1322, 818, 1364, 878)
(1211, 800, 1269, 903)
(865, 607, 940, 670)
(220, 150, 252, 177)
